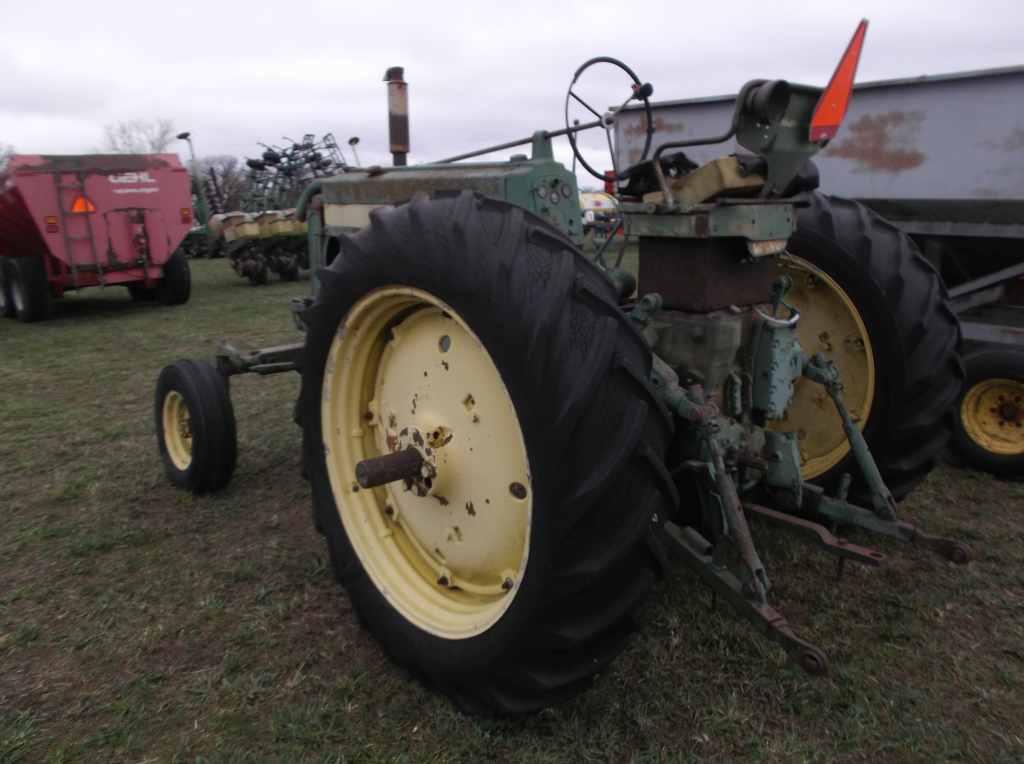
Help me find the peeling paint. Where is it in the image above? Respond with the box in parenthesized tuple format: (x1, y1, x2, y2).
(825, 111, 927, 173)
(622, 115, 686, 140)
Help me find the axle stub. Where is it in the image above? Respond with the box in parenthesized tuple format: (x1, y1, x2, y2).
(355, 447, 425, 489)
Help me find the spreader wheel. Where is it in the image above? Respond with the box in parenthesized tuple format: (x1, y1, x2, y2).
(302, 192, 678, 714)
(155, 359, 237, 493)
(8, 256, 52, 323)
(0, 259, 16, 318)
(952, 346, 1024, 478)
(155, 251, 191, 305)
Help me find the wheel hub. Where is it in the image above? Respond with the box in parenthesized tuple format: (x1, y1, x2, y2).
(961, 378, 1024, 455)
(321, 287, 532, 638)
(162, 390, 193, 470)
(771, 255, 875, 479)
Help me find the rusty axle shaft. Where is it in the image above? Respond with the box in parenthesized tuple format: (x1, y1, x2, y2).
(355, 448, 424, 489)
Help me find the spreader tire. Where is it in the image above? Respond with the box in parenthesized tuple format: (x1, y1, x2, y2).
(9, 256, 52, 323)
(301, 193, 677, 714)
(0, 259, 16, 318)
(155, 359, 237, 493)
(155, 252, 191, 305)
(952, 346, 1024, 477)
(787, 193, 962, 499)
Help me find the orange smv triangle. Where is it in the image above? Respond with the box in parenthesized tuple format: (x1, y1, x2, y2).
(810, 19, 869, 144)
(70, 194, 97, 213)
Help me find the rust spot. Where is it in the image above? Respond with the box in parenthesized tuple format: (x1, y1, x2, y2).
(434, 494, 449, 507)
(441, 361, 450, 371)
(465, 501, 476, 517)
(385, 432, 399, 452)
(622, 115, 686, 140)
(825, 111, 926, 172)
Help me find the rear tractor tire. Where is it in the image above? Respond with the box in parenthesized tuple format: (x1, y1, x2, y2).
(155, 359, 237, 493)
(952, 346, 1024, 478)
(782, 193, 962, 499)
(301, 193, 678, 714)
(155, 251, 191, 305)
(8, 256, 52, 323)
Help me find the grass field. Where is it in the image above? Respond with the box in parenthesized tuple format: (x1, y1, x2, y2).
(2, 259, 1023, 763)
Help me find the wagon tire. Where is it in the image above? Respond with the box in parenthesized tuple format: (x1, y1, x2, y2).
(0, 259, 16, 318)
(155, 359, 237, 493)
(786, 193, 962, 500)
(301, 192, 678, 715)
(952, 345, 1024, 478)
(155, 251, 191, 305)
(9, 256, 52, 323)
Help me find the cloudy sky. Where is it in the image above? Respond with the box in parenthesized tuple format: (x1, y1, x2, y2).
(2, 0, 1022, 174)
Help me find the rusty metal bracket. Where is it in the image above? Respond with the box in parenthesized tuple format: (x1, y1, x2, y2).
(662, 522, 828, 676)
(745, 502, 884, 567)
(216, 341, 304, 377)
(801, 484, 971, 564)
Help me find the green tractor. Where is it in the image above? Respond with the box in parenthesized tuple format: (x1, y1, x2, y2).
(154, 21, 967, 714)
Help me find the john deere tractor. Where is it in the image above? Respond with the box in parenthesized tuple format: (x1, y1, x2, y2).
(154, 21, 967, 714)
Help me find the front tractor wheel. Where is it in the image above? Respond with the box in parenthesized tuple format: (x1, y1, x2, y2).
(155, 360, 237, 493)
(301, 193, 677, 714)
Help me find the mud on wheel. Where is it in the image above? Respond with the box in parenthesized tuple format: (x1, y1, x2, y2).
(782, 192, 962, 499)
(301, 192, 678, 714)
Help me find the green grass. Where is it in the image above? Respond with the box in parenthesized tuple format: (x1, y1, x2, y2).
(1, 260, 1023, 762)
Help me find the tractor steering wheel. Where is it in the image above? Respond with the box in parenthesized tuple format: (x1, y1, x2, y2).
(565, 57, 654, 182)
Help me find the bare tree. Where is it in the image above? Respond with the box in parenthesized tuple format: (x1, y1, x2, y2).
(198, 155, 251, 213)
(102, 119, 177, 154)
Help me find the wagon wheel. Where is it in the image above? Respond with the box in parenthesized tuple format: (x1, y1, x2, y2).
(952, 346, 1024, 477)
(0, 259, 16, 318)
(301, 193, 677, 714)
(8, 256, 52, 322)
(155, 360, 237, 493)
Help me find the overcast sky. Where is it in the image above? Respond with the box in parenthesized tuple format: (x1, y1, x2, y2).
(2, 0, 1022, 175)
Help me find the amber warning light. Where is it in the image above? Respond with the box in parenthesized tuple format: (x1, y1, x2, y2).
(70, 194, 97, 213)
(809, 19, 868, 144)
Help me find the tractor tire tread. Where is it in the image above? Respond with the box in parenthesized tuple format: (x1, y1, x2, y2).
(301, 192, 677, 714)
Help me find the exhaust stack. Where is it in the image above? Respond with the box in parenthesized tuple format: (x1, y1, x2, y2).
(383, 66, 409, 166)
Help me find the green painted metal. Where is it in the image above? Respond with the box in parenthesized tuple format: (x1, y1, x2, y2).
(624, 203, 795, 241)
(319, 135, 583, 246)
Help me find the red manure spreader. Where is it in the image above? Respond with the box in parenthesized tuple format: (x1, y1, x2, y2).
(0, 154, 193, 322)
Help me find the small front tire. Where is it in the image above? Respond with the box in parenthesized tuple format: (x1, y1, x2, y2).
(155, 360, 237, 493)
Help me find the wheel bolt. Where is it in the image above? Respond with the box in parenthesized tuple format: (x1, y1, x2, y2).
(502, 577, 514, 591)
(509, 482, 527, 500)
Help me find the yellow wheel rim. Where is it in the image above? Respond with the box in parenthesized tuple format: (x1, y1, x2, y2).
(321, 287, 532, 639)
(960, 378, 1024, 456)
(162, 390, 193, 471)
(770, 255, 876, 479)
